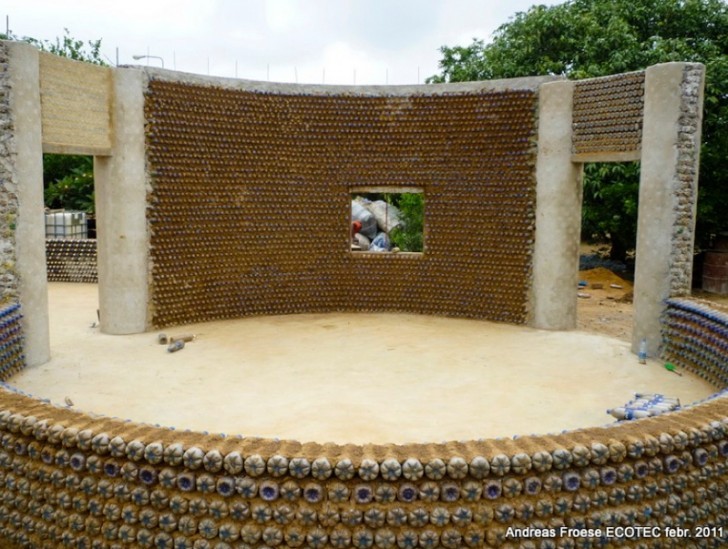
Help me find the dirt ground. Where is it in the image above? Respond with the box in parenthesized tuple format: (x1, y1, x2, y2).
(576, 267, 635, 341)
(577, 248, 728, 341)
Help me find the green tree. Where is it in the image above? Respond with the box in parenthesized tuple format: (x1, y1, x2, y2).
(428, 0, 728, 259)
(1, 27, 105, 65)
(1, 28, 106, 215)
(389, 193, 425, 252)
(44, 157, 95, 214)
(582, 162, 640, 261)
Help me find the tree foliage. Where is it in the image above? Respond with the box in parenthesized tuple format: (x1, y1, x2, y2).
(389, 193, 425, 252)
(44, 157, 95, 214)
(582, 162, 640, 261)
(428, 0, 728, 258)
(1, 27, 105, 65)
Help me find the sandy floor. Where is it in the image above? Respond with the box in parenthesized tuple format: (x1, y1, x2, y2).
(9, 283, 717, 445)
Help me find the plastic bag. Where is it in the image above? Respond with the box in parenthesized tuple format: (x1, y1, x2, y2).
(369, 232, 392, 252)
(351, 201, 378, 239)
(365, 200, 402, 234)
(353, 233, 370, 251)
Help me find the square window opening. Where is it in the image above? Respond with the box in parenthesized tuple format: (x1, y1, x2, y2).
(350, 187, 424, 254)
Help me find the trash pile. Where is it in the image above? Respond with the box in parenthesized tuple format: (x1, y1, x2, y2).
(351, 197, 402, 252)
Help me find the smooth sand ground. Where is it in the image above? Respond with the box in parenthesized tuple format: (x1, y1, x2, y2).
(9, 283, 717, 445)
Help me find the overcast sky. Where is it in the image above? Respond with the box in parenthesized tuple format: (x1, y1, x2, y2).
(4, 1, 557, 85)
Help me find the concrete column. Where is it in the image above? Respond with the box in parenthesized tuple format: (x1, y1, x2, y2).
(633, 62, 704, 355)
(95, 68, 148, 334)
(7, 42, 50, 366)
(531, 80, 583, 330)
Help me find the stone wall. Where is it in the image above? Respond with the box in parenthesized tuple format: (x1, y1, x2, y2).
(668, 65, 704, 298)
(0, 42, 20, 305)
(0, 44, 25, 383)
(46, 239, 98, 284)
(145, 78, 540, 328)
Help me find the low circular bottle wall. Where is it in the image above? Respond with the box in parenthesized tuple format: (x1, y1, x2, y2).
(0, 303, 24, 382)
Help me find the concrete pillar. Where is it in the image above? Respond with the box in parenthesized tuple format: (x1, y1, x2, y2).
(633, 62, 704, 355)
(95, 68, 148, 334)
(7, 42, 50, 366)
(531, 80, 583, 330)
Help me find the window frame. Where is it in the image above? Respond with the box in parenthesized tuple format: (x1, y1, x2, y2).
(349, 186, 425, 256)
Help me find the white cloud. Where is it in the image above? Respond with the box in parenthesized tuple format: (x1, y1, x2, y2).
(3, 0, 555, 84)
(320, 41, 377, 84)
(264, 0, 301, 33)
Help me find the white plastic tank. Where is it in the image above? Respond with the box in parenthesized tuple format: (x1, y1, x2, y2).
(45, 211, 87, 239)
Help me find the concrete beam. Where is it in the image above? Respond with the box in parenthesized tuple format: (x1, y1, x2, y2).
(95, 68, 149, 334)
(531, 80, 583, 330)
(7, 42, 50, 366)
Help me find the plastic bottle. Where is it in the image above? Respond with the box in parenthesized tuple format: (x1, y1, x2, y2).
(167, 340, 185, 353)
(170, 334, 195, 343)
(638, 339, 647, 364)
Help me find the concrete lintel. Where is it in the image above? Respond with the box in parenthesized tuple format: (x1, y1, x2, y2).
(7, 42, 50, 366)
(42, 144, 112, 156)
(531, 80, 583, 330)
(349, 186, 423, 195)
(95, 68, 149, 334)
(571, 150, 641, 163)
